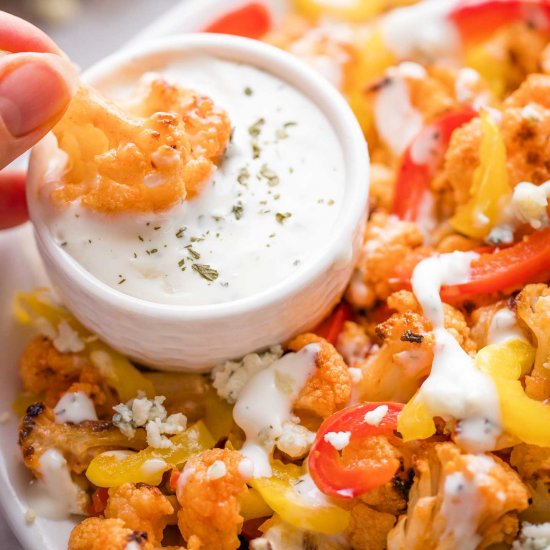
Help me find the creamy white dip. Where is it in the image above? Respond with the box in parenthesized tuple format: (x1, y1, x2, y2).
(40, 56, 346, 306)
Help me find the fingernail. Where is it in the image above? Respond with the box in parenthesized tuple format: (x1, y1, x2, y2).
(0, 59, 71, 137)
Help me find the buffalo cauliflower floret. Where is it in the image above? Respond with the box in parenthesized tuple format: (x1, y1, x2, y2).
(513, 522, 550, 550)
(18, 402, 146, 475)
(387, 443, 529, 550)
(347, 213, 424, 309)
(68, 517, 153, 550)
(287, 333, 351, 420)
(52, 78, 230, 213)
(177, 448, 248, 550)
(347, 502, 397, 550)
(211, 346, 284, 404)
(516, 284, 550, 401)
(104, 483, 174, 547)
(336, 321, 372, 368)
(511, 444, 550, 482)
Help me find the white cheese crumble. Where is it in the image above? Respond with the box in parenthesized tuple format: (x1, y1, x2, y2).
(512, 181, 550, 229)
(323, 431, 351, 451)
(113, 392, 187, 448)
(53, 320, 85, 353)
(24, 509, 36, 525)
(364, 405, 389, 427)
(275, 421, 316, 458)
(212, 345, 284, 403)
(513, 522, 550, 550)
(206, 460, 227, 481)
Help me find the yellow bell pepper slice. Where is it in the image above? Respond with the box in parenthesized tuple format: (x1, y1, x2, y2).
(293, 0, 385, 22)
(346, 30, 396, 138)
(239, 487, 273, 521)
(465, 44, 509, 100)
(397, 391, 436, 442)
(450, 111, 512, 239)
(14, 290, 154, 401)
(476, 340, 550, 447)
(251, 461, 350, 535)
(86, 421, 214, 487)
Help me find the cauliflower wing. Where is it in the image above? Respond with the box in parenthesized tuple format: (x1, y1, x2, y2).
(105, 483, 174, 547)
(347, 502, 397, 550)
(346, 213, 425, 310)
(287, 333, 352, 420)
(18, 403, 146, 475)
(387, 443, 529, 550)
(511, 444, 550, 482)
(177, 448, 247, 550)
(68, 517, 153, 550)
(52, 79, 230, 213)
(516, 284, 550, 401)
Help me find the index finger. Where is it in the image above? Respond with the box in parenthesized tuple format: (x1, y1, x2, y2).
(0, 11, 60, 54)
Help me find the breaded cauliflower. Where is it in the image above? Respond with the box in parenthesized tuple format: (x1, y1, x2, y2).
(387, 443, 529, 550)
(346, 213, 424, 310)
(105, 483, 174, 547)
(356, 291, 474, 403)
(511, 444, 550, 482)
(53, 79, 230, 213)
(177, 448, 247, 550)
(287, 333, 352, 420)
(68, 517, 153, 550)
(18, 403, 146, 475)
(516, 284, 550, 401)
(347, 502, 397, 550)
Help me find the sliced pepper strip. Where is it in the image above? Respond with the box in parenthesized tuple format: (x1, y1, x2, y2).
(449, 0, 550, 46)
(392, 107, 478, 222)
(251, 461, 350, 535)
(450, 111, 512, 239)
(293, 0, 385, 22)
(13, 290, 154, 401)
(440, 227, 550, 300)
(313, 302, 353, 346)
(397, 391, 436, 442)
(86, 421, 214, 487)
(204, 3, 272, 39)
(475, 339, 550, 447)
(308, 402, 403, 500)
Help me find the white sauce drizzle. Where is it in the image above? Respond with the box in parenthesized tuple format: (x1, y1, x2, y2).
(380, 0, 461, 62)
(54, 391, 98, 424)
(374, 63, 425, 157)
(293, 472, 333, 507)
(27, 449, 86, 519)
(411, 252, 502, 452)
(488, 308, 527, 345)
(41, 56, 345, 306)
(233, 344, 320, 477)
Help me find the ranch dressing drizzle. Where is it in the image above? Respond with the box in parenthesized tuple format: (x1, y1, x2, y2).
(233, 344, 320, 478)
(27, 449, 87, 519)
(488, 308, 527, 345)
(374, 62, 425, 157)
(54, 391, 98, 424)
(411, 252, 502, 452)
(43, 56, 345, 306)
(380, 0, 461, 62)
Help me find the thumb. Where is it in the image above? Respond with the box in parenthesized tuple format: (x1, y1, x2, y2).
(0, 52, 78, 169)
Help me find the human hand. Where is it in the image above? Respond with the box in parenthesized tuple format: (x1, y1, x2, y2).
(0, 11, 77, 230)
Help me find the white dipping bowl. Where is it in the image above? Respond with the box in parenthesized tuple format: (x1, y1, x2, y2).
(27, 34, 369, 371)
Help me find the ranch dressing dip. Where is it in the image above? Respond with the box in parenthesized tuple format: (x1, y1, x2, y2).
(41, 56, 346, 306)
(411, 251, 502, 452)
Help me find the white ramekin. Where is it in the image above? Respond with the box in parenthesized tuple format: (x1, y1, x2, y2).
(27, 34, 369, 371)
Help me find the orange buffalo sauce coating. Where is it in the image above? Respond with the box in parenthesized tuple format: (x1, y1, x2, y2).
(52, 79, 231, 214)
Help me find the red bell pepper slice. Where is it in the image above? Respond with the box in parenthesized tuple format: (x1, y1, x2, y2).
(449, 0, 550, 45)
(313, 302, 353, 346)
(441, 227, 550, 300)
(204, 3, 272, 39)
(392, 108, 478, 222)
(308, 402, 404, 499)
(87, 487, 109, 516)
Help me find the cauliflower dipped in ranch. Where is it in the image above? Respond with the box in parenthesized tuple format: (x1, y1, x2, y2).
(35, 55, 346, 305)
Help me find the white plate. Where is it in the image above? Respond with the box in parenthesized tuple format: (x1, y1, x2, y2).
(0, 1, 290, 548)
